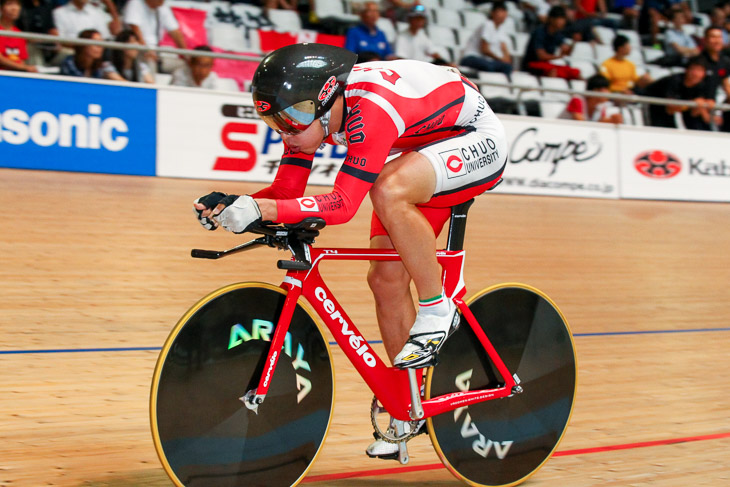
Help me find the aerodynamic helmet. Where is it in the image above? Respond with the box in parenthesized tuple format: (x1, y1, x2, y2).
(251, 43, 357, 135)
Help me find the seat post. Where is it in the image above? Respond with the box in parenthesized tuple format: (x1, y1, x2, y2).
(446, 198, 475, 251)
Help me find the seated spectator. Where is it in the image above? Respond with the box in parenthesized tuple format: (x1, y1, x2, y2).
(569, 0, 617, 42)
(645, 56, 716, 130)
(610, 0, 640, 30)
(102, 29, 154, 83)
(698, 26, 730, 98)
(17, 0, 59, 64)
(0, 0, 38, 72)
(60, 28, 105, 78)
(520, 0, 551, 29)
(709, 6, 729, 46)
(53, 0, 120, 40)
(394, 5, 449, 65)
(661, 8, 700, 66)
(345, 1, 396, 63)
(123, 0, 186, 71)
(383, 0, 418, 23)
(600, 34, 652, 93)
(560, 74, 623, 122)
(521, 6, 581, 79)
(171, 45, 219, 89)
(460, 2, 513, 76)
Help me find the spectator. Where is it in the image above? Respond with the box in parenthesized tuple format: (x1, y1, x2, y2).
(171, 45, 219, 89)
(560, 74, 623, 122)
(661, 8, 700, 66)
(460, 2, 513, 76)
(345, 1, 395, 62)
(394, 5, 449, 64)
(645, 56, 716, 130)
(521, 6, 581, 79)
(17, 0, 59, 64)
(699, 26, 730, 98)
(639, 0, 673, 46)
(610, 0, 640, 30)
(60, 28, 105, 78)
(123, 0, 186, 71)
(0, 0, 37, 71)
(570, 0, 617, 40)
(709, 6, 729, 46)
(600, 34, 652, 93)
(102, 29, 154, 83)
(382, 0, 418, 23)
(53, 0, 120, 40)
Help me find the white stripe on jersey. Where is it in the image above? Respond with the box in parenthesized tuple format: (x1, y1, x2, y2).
(344, 87, 406, 136)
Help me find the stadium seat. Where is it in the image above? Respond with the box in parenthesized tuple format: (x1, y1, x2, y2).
(511, 71, 541, 100)
(539, 100, 567, 118)
(593, 26, 615, 45)
(314, 0, 358, 24)
(155, 73, 172, 85)
(645, 64, 671, 79)
(208, 21, 251, 52)
(431, 8, 463, 29)
(540, 76, 571, 101)
(570, 41, 595, 61)
(376, 17, 396, 43)
(617, 29, 641, 49)
(477, 71, 514, 100)
(510, 32, 530, 57)
(642, 47, 664, 64)
(419, 0, 441, 9)
(427, 25, 459, 48)
(267, 8, 302, 32)
(595, 44, 614, 64)
(217, 77, 241, 92)
(462, 10, 486, 32)
(570, 60, 597, 79)
(570, 79, 587, 92)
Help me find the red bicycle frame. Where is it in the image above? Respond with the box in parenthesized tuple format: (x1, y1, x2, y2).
(252, 245, 518, 422)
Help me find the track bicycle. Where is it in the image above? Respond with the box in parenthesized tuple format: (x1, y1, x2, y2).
(150, 199, 577, 487)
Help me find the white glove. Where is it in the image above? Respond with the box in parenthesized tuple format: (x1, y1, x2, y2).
(214, 195, 262, 234)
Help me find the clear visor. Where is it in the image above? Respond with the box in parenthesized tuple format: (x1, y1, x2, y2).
(259, 100, 317, 135)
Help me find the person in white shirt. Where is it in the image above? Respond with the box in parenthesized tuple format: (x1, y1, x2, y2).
(171, 45, 219, 89)
(53, 0, 120, 40)
(460, 2, 513, 76)
(123, 0, 186, 69)
(394, 5, 449, 64)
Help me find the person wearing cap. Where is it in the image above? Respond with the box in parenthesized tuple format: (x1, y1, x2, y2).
(394, 5, 449, 64)
(460, 2, 514, 76)
(193, 43, 508, 459)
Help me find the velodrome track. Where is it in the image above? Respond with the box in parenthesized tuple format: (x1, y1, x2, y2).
(1, 168, 728, 486)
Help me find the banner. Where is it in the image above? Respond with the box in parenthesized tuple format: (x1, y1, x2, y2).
(496, 116, 620, 198)
(618, 126, 730, 202)
(156, 91, 347, 185)
(0, 75, 156, 175)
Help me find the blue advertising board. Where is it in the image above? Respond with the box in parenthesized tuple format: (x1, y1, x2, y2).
(0, 75, 156, 176)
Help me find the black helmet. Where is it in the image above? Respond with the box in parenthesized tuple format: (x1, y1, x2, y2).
(251, 43, 357, 135)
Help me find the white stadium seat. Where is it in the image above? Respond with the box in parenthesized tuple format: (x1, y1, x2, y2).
(267, 8, 302, 32)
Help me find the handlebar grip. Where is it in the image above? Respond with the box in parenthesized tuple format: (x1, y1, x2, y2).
(277, 260, 311, 270)
(191, 249, 222, 259)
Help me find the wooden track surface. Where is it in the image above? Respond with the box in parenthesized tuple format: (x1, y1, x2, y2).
(1, 168, 729, 486)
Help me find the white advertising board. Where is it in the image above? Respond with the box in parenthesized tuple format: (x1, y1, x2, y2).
(618, 126, 730, 202)
(156, 88, 346, 185)
(496, 116, 620, 199)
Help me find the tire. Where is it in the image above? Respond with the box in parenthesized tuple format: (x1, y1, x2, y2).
(426, 283, 577, 487)
(150, 283, 334, 487)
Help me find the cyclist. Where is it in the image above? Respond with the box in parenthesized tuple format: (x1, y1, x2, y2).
(193, 42, 507, 460)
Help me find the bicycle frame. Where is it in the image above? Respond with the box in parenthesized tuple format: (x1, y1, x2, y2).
(251, 245, 518, 422)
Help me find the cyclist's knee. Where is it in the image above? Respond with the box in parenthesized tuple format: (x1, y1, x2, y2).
(368, 261, 410, 296)
(371, 173, 405, 214)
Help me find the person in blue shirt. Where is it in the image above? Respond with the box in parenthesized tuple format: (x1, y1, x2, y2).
(345, 1, 396, 62)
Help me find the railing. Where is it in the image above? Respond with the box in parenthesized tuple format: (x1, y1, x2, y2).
(3, 30, 730, 129)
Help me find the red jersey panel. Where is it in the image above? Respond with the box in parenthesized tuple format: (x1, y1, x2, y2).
(260, 60, 489, 225)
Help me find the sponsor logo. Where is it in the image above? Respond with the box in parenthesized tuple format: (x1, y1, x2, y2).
(263, 351, 278, 387)
(0, 104, 128, 151)
(318, 76, 338, 104)
(297, 196, 319, 212)
(255, 100, 271, 112)
(440, 139, 499, 179)
(688, 158, 730, 177)
(447, 154, 464, 173)
(453, 369, 514, 459)
(314, 287, 376, 367)
(228, 319, 312, 403)
(213, 121, 259, 172)
(510, 127, 601, 176)
(634, 150, 681, 179)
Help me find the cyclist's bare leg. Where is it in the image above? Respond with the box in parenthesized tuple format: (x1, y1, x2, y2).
(367, 235, 415, 364)
(369, 152, 441, 302)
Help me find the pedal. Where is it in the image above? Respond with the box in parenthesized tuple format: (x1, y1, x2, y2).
(393, 420, 410, 465)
